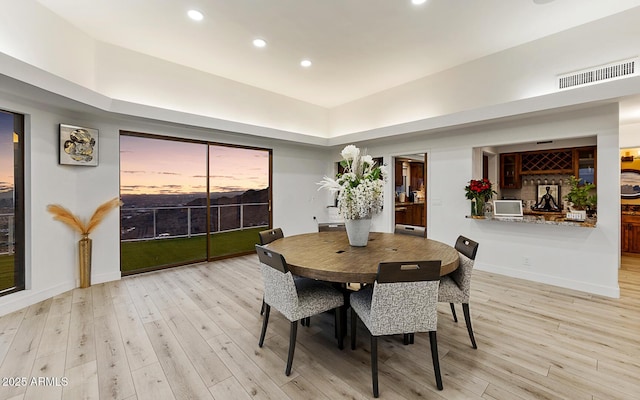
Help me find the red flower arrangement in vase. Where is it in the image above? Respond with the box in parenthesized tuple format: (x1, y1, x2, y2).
(464, 178, 496, 217)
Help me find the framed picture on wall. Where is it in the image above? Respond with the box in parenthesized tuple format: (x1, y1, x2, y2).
(535, 184, 560, 211)
(621, 169, 640, 199)
(59, 124, 98, 166)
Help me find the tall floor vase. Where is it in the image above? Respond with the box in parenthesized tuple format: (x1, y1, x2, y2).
(344, 217, 372, 247)
(79, 235, 92, 288)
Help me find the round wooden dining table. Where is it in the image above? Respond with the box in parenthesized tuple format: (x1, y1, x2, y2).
(264, 231, 459, 284)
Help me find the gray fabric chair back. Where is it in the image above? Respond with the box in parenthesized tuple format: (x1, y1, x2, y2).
(455, 235, 478, 260)
(259, 228, 284, 245)
(447, 236, 479, 299)
(255, 244, 298, 318)
(368, 260, 441, 335)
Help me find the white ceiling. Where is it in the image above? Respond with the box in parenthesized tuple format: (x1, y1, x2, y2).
(36, 0, 640, 112)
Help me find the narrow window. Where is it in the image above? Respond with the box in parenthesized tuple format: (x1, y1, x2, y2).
(0, 110, 24, 295)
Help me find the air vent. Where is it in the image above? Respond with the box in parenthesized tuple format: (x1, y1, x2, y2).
(558, 57, 638, 89)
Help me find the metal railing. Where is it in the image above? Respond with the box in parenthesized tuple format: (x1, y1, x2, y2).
(121, 202, 269, 242)
(0, 213, 14, 255)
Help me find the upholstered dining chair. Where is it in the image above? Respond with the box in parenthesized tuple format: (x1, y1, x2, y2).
(256, 244, 344, 376)
(438, 235, 479, 349)
(258, 228, 284, 316)
(318, 222, 346, 231)
(394, 223, 425, 237)
(259, 227, 284, 245)
(350, 260, 443, 397)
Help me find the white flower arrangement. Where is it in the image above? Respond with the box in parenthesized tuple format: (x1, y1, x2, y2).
(318, 145, 387, 220)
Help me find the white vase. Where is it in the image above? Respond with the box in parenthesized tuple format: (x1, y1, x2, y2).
(345, 217, 372, 246)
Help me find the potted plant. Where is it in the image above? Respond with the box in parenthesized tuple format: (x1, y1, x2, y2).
(464, 178, 497, 218)
(318, 145, 387, 246)
(564, 175, 596, 221)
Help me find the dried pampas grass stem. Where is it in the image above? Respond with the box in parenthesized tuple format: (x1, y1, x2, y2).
(47, 197, 122, 236)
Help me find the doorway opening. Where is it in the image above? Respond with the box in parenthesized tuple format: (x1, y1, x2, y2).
(394, 154, 426, 236)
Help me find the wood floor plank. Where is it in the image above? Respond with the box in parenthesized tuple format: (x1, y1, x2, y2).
(151, 275, 223, 340)
(36, 313, 70, 359)
(65, 296, 96, 370)
(94, 311, 136, 400)
(0, 308, 26, 365)
(130, 362, 175, 400)
(49, 292, 72, 317)
(112, 301, 158, 372)
(280, 376, 332, 400)
(205, 306, 298, 387)
(125, 277, 162, 324)
(0, 301, 49, 399)
(24, 351, 67, 400)
(143, 319, 214, 400)
(208, 377, 252, 400)
(1, 253, 639, 399)
(207, 333, 291, 400)
(160, 306, 231, 387)
(63, 361, 99, 400)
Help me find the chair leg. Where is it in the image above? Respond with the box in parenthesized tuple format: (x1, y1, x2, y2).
(285, 320, 298, 376)
(260, 298, 265, 315)
(336, 307, 344, 350)
(258, 305, 270, 347)
(403, 333, 410, 345)
(462, 303, 478, 349)
(450, 303, 458, 322)
(429, 331, 443, 390)
(409, 333, 414, 344)
(350, 307, 357, 350)
(371, 335, 379, 398)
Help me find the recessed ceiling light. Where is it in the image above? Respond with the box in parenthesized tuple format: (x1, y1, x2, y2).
(253, 38, 267, 48)
(411, 0, 427, 5)
(187, 9, 204, 21)
(300, 59, 312, 68)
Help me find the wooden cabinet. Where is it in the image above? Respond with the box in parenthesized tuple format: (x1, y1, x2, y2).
(395, 160, 404, 187)
(395, 205, 407, 225)
(520, 149, 573, 175)
(395, 203, 425, 227)
(574, 147, 596, 185)
(500, 153, 521, 189)
(410, 162, 425, 191)
(499, 146, 597, 189)
(622, 214, 640, 253)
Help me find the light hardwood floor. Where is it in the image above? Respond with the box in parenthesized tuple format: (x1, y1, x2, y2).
(1, 255, 639, 400)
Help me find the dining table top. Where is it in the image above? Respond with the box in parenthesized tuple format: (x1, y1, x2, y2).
(264, 231, 460, 284)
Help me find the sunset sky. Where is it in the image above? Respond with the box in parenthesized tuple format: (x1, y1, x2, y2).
(120, 135, 269, 195)
(0, 112, 14, 194)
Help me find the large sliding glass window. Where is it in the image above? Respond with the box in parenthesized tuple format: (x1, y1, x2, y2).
(209, 145, 270, 258)
(0, 110, 24, 296)
(120, 132, 271, 274)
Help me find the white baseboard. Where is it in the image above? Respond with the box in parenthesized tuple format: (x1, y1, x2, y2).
(476, 262, 620, 299)
(0, 273, 122, 317)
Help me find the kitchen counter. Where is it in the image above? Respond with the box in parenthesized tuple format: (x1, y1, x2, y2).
(468, 214, 596, 227)
(395, 201, 425, 206)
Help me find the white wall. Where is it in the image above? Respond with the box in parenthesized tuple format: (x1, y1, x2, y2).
(2, 1, 639, 144)
(0, 83, 331, 316)
(353, 104, 620, 297)
(620, 122, 640, 148)
(0, 1, 329, 140)
(328, 7, 640, 137)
